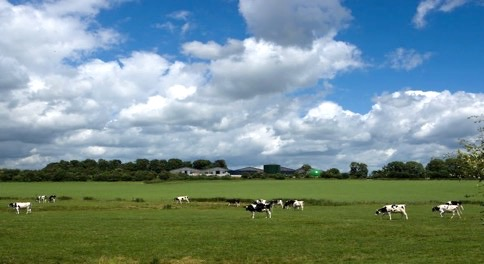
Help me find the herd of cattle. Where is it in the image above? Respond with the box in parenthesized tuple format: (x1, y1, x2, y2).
(7, 195, 56, 214)
(8, 195, 464, 220)
(174, 196, 464, 220)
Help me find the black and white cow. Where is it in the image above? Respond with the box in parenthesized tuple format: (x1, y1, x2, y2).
(283, 200, 304, 210)
(293, 200, 304, 210)
(226, 199, 241, 207)
(36, 195, 47, 203)
(48, 195, 57, 203)
(445, 201, 463, 214)
(432, 204, 461, 219)
(253, 199, 267, 204)
(375, 204, 408, 220)
(271, 199, 284, 208)
(245, 200, 275, 219)
(283, 200, 296, 209)
(8, 202, 32, 214)
(174, 196, 190, 203)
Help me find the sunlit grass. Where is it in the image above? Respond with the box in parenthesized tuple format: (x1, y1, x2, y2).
(0, 180, 482, 263)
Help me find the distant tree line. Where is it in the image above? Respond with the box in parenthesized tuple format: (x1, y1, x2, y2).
(0, 158, 228, 182)
(0, 155, 478, 182)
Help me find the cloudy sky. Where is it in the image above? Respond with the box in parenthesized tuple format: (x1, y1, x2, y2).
(1, 0, 483, 172)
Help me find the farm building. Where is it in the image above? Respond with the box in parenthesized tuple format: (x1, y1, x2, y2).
(170, 167, 230, 176)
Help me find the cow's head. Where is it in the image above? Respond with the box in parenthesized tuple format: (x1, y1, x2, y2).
(375, 207, 387, 215)
(245, 204, 255, 211)
(431, 206, 440, 212)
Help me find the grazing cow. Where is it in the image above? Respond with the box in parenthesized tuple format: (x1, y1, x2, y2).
(245, 200, 275, 219)
(271, 199, 284, 208)
(432, 204, 461, 219)
(253, 199, 267, 204)
(8, 202, 32, 214)
(293, 200, 304, 210)
(283, 200, 295, 209)
(445, 201, 463, 213)
(174, 196, 190, 203)
(283, 200, 304, 210)
(36, 195, 47, 203)
(48, 195, 57, 203)
(375, 204, 408, 220)
(226, 199, 241, 207)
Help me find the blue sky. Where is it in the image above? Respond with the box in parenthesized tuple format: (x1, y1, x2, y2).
(92, 0, 484, 114)
(0, 0, 483, 172)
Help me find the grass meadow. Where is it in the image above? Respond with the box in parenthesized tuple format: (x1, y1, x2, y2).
(0, 180, 482, 264)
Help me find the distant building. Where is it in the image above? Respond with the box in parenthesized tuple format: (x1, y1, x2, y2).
(170, 167, 229, 176)
(171, 165, 297, 177)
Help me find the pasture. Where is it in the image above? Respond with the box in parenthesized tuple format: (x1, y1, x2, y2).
(1, 180, 482, 264)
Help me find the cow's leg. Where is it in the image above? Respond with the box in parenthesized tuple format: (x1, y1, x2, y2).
(388, 212, 392, 220)
(16, 207, 20, 214)
(403, 211, 408, 220)
(456, 210, 461, 218)
(440, 210, 444, 217)
(27, 207, 31, 214)
(267, 211, 272, 219)
(251, 212, 255, 219)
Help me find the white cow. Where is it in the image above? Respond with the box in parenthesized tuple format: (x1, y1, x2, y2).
(293, 200, 304, 210)
(273, 199, 284, 208)
(283, 200, 304, 210)
(432, 204, 461, 219)
(36, 195, 47, 203)
(445, 201, 463, 214)
(9, 202, 32, 214)
(375, 204, 408, 220)
(174, 196, 190, 203)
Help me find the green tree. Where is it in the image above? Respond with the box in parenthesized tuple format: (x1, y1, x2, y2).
(426, 158, 450, 179)
(149, 159, 167, 173)
(135, 159, 150, 171)
(456, 116, 484, 179)
(167, 159, 184, 170)
(301, 164, 312, 172)
(326, 168, 341, 179)
(382, 161, 406, 178)
(349, 162, 368, 178)
(212, 159, 227, 168)
(405, 161, 425, 178)
(193, 159, 212, 170)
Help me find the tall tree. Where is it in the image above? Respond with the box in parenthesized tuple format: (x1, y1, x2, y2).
(349, 162, 368, 178)
(167, 158, 184, 170)
(426, 158, 449, 179)
(212, 159, 227, 168)
(193, 159, 212, 170)
(405, 161, 425, 178)
(456, 115, 484, 179)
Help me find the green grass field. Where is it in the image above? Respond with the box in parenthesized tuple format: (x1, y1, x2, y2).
(1, 180, 482, 264)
